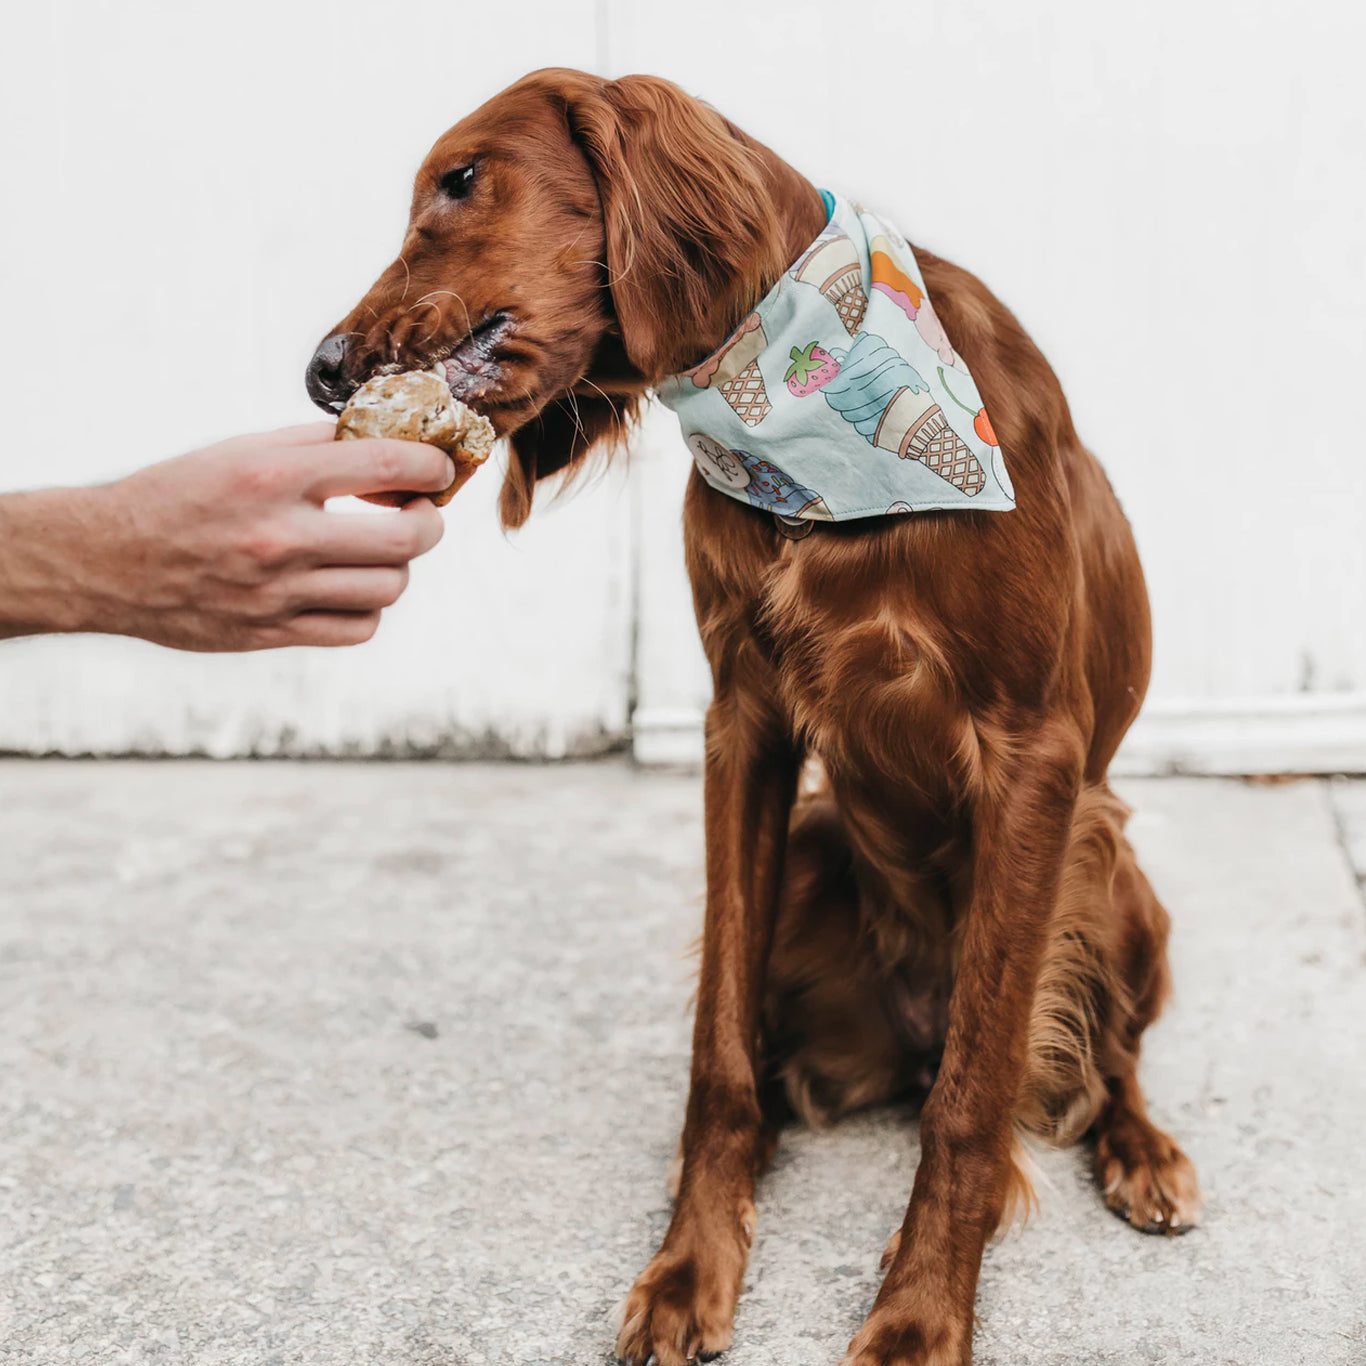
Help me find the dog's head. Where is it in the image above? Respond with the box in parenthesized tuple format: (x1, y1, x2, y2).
(306, 69, 812, 526)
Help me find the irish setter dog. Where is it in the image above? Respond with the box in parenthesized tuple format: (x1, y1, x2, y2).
(307, 69, 1201, 1366)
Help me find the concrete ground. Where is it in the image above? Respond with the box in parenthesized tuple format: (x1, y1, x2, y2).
(0, 761, 1363, 1366)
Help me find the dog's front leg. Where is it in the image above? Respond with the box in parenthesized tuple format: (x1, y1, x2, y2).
(617, 695, 798, 1366)
(842, 722, 1084, 1366)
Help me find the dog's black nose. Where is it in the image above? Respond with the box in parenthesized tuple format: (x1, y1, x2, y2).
(305, 333, 355, 414)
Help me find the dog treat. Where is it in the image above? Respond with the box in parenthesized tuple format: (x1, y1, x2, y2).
(335, 368, 496, 507)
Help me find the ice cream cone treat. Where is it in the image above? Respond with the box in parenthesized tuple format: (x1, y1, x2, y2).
(684, 311, 771, 426)
(792, 231, 868, 336)
(812, 333, 985, 496)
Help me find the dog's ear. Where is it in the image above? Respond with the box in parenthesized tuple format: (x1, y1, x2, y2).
(496, 71, 791, 530)
(564, 74, 789, 380)
(500, 389, 638, 530)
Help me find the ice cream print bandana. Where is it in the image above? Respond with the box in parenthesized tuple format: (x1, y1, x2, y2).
(656, 190, 1015, 523)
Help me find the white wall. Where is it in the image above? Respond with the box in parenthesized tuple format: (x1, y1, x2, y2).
(624, 0, 1366, 772)
(1, 1, 1363, 769)
(0, 0, 631, 758)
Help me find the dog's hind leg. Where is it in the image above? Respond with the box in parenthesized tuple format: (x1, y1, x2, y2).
(1092, 1064, 1202, 1234)
(1089, 837, 1202, 1234)
(1014, 786, 1201, 1234)
(760, 789, 948, 1130)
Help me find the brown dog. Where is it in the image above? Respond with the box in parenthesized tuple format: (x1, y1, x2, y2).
(306, 69, 1201, 1366)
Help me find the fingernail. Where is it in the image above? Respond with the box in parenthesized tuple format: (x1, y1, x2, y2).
(443, 456, 457, 484)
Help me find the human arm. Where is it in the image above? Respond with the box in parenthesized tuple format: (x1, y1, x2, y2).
(0, 422, 454, 651)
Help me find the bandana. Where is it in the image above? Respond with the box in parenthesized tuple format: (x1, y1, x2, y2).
(656, 190, 1015, 523)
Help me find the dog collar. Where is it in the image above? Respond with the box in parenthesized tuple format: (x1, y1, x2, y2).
(656, 190, 1015, 523)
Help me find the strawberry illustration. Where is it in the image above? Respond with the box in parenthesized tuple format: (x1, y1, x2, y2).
(784, 341, 841, 397)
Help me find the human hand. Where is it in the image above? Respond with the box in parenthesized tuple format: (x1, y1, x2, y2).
(0, 423, 454, 650)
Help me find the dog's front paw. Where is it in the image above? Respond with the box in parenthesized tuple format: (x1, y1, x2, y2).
(616, 1202, 754, 1366)
(839, 1294, 969, 1366)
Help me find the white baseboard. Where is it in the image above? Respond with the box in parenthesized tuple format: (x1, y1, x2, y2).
(1110, 694, 1366, 776)
(631, 707, 709, 767)
(632, 694, 1366, 776)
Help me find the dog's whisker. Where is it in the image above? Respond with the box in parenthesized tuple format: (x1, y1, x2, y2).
(562, 388, 588, 446)
(576, 377, 622, 426)
(413, 289, 474, 343)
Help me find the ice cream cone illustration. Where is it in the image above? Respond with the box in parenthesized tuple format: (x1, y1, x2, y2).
(813, 333, 986, 496)
(898, 405, 985, 495)
(869, 234, 924, 321)
(687, 432, 831, 519)
(738, 453, 832, 518)
(913, 295, 959, 367)
(684, 312, 771, 426)
(792, 232, 868, 336)
(868, 233, 960, 365)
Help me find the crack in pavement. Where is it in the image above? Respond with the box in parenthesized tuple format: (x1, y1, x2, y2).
(1323, 777, 1366, 921)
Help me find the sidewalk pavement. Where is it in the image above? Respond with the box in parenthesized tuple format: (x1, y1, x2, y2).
(1, 761, 1363, 1365)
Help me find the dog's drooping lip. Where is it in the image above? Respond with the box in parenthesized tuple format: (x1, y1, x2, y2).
(431, 310, 513, 405)
(313, 311, 515, 418)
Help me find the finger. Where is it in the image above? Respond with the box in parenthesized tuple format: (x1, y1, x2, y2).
(211, 421, 339, 453)
(302, 438, 456, 502)
(252, 421, 341, 447)
(266, 610, 383, 648)
(395, 496, 446, 554)
(288, 565, 410, 613)
(305, 500, 445, 566)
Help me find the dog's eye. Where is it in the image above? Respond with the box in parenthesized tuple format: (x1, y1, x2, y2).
(439, 164, 476, 201)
